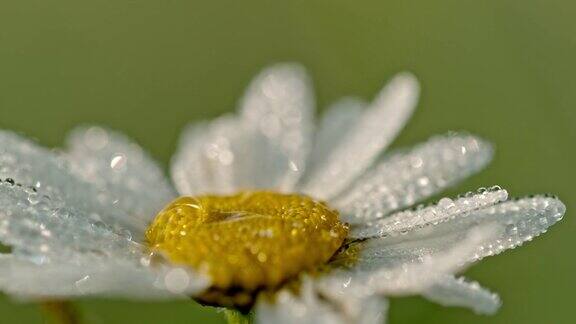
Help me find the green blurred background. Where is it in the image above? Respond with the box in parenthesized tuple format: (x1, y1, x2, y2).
(0, 0, 574, 323)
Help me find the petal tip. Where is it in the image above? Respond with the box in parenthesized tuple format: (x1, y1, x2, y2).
(258, 62, 309, 80)
(391, 71, 420, 95)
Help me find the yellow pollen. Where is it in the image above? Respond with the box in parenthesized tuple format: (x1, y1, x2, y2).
(145, 191, 348, 308)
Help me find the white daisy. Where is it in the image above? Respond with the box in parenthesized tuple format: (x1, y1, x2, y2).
(0, 63, 565, 324)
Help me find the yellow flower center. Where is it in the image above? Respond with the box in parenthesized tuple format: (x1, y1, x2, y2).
(145, 191, 348, 308)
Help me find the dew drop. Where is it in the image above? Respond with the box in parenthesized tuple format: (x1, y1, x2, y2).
(93, 221, 107, 229)
(417, 177, 430, 187)
(258, 228, 274, 237)
(505, 224, 518, 236)
(438, 197, 455, 210)
(257, 252, 268, 262)
(75, 275, 91, 293)
(27, 193, 40, 205)
(552, 211, 564, 220)
(164, 268, 190, 293)
(118, 229, 133, 240)
(84, 126, 109, 150)
(110, 153, 127, 171)
(140, 255, 152, 267)
(539, 217, 548, 226)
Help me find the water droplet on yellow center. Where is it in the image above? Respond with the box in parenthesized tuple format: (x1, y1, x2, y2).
(145, 191, 348, 308)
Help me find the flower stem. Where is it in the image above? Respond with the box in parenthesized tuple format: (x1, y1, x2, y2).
(223, 309, 253, 324)
(40, 301, 80, 324)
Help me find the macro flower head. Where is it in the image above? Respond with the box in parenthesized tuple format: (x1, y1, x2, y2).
(0, 64, 566, 323)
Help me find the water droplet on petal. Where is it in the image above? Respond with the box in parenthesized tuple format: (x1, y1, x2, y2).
(118, 228, 132, 240)
(438, 197, 455, 210)
(164, 268, 190, 293)
(505, 224, 518, 235)
(27, 193, 40, 205)
(75, 275, 91, 293)
(85, 127, 109, 150)
(110, 154, 127, 171)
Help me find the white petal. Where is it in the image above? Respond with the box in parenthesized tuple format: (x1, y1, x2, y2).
(351, 296, 388, 324)
(238, 63, 315, 191)
(0, 255, 209, 300)
(335, 133, 493, 223)
(256, 280, 345, 324)
(171, 116, 248, 195)
(0, 181, 141, 264)
(350, 186, 509, 239)
(304, 97, 365, 179)
(320, 224, 496, 298)
(198, 116, 244, 194)
(422, 275, 501, 315)
(351, 191, 565, 265)
(256, 278, 385, 324)
(65, 126, 177, 223)
(0, 130, 144, 234)
(0, 181, 205, 300)
(302, 73, 419, 200)
(171, 122, 213, 195)
(328, 293, 389, 324)
(0, 183, 211, 299)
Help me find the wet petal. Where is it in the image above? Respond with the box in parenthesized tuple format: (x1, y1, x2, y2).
(255, 279, 378, 324)
(0, 181, 140, 264)
(0, 131, 143, 234)
(303, 73, 419, 200)
(171, 116, 248, 195)
(422, 275, 501, 315)
(0, 182, 210, 300)
(351, 296, 388, 324)
(238, 63, 315, 191)
(256, 287, 344, 324)
(350, 186, 509, 239)
(321, 224, 496, 297)
(0, 255, 209, 299)
(65, 126, 177, 223)
(351, 190, 565, 265)
(304, 98, 365, 179)
(171, 122, 212, 195)
(335, 133, 493, 223)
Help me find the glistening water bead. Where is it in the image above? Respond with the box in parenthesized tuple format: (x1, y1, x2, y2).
(145, 191, 349, 309)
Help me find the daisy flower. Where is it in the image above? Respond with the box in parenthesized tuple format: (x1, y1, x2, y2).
(0, 64, 565, 324)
